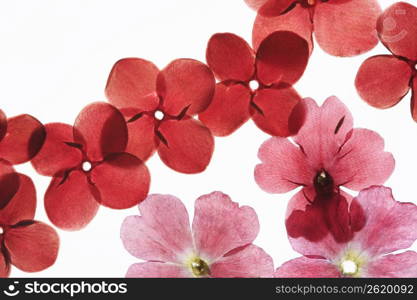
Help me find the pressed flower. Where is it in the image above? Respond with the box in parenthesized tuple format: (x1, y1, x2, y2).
(199, 31, 309, 137)
(105, 58, 216, 174)
(355, 2, 417, 121)
(121, 192, 274, 278)
(248, 0, 381, 57)
(31, 102, 150, 231)
(276, 186, 417, 278)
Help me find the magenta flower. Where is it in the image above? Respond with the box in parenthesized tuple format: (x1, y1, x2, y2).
(276, 186, 417, 278)
(121, 192, 273, 278)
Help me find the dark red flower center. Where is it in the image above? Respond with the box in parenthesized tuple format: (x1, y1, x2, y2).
(313, 170, 334, 197)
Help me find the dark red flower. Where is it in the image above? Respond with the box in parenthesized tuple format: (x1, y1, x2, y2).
(199, 31, 309, 137)
(31, 102, 150, 231)
(0, 167, 59, 277)
(248, 0, 381, 57)
(355, 2, 417, 121)
(105, 58, 216, 174)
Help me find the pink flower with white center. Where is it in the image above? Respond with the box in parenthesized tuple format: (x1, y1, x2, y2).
(276, 186, 417, 278)
(120, 192, 274, 278)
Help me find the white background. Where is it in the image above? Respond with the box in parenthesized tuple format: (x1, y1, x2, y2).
(0, 0, 416, 277)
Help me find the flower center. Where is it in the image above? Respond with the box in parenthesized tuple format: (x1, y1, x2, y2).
(0, 226, 3, 235)
(154, 110, 165, 121)
(82, 161, 92, 172)
(189, 257, 210, 277)
(341, 260, 358, 276)
(249, 80, 260, 91)
(314, 170, 334, 196)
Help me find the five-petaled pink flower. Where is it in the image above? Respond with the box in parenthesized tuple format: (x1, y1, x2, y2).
(276, 186, 417, 278)
(247, 0, 381, 57)
(356, 2, 417, 121)
(199, 31, 309, 137)
(31, 102, 150, 231)
(121, 192, 274, 278)
(105, 58, 216, 174)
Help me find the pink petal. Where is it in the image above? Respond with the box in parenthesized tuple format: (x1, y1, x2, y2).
(31, 123, 82, 177)
(364, 251, 417, 278)
(258, 0, 296, 17)
(0, 174, 36, 226)
(0, 160, 19, 209)
(352, 186, 417, 256)
(158, 59, 215, 116)
(91, 153, 150, 209)
(355, 55, 412, 109)
(199, 83, 251, 137)
(157, 118, 214, 174)
(206, 33, 255, 82)
(412, 76, 417, 122)
(0, 110, 6, 141)
(0, 252, 10, 278)
(121, 194, 193, 263)
(211, 244, 274, 278)
(314, 0, 381, 56)
(4, 221, 59, 273)
(0, 114, 46, 165)
(192, 192, 259, 261)
(377, 2, 417, 61)
(329, 129, 394, 190)
(254, 137, 314, 194)
(256, 31, 309, 86)
(44, 170, 100, 231)
(74, 102, 128, 162)
(252, 4, 313, 51)
(105, 58, 160, 111)
(252, 87, 303, 136)
(126, 262, 190, 278)
(275, 257, 340, 278)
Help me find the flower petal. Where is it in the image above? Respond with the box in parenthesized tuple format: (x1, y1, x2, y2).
(126, 262, 190, 278)
(105, 58, 160, 111)
(377, 2, 417, 61)
(211, 244, 274, 278)
(158, 59, 215, 116)
(364, 251, 417, 278)
(0, 252, 10, 278)
(252, 87, 303, 136)
(0, 110, 6, 141)
(206, 33, 255, 82)
(91, 153, 150, 209)
(192, 192, 259, 261)
(314, 0, 381, 56)
(275, 257, 340, 278)
(0, 114, 46, 165)
(355, 55, 412, 109)
(157, 118, 214, 174)
(412, 76, 417, 122)
(0, 160, 19, 209)
(245, 0, 294, 16)
(352, 186, 417, 256)
(44, 170, 100, 231)
(254, 137, 314, 194)
(4, 221, 59, 273)
(199, 83, 251, 137)
(74, 102, 128, 162)
(0, 174, 36, 226)
(31, 123, 82, 177)
(121, 194, 193, 263)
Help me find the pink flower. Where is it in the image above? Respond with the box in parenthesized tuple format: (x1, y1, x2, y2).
(276, 186, 417, 278)
(121, 192, 274, 278)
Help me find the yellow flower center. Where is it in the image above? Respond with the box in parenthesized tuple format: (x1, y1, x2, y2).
(188, 257, 211, 277)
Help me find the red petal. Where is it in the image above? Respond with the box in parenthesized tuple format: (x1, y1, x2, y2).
(314, 0, 381, 56)
(252, 87, 302, 136)
(0, 174, 36, 226)
(158, 59, 215, 116)
(206, 33, 255, 82)
(199, 83, 251, 137)
(74, 102, 128, 162)
(91, 153, 150, 209)
(244, 0, 269, 11)
(275, 257, 340, 278)
(157, 118, 214, 174)
(411, 76, 417, 122)
(355, 55, 412, 109)
(377, 2, 417, 61)
(105, 58, 160, 111)
(258, 0, 296, 17)
(4, 221, 59, 272)
(0, 114, 46, 165)
(0, 110, 6, 141)
(253, 4, 313, 51)
(31, 123, 82, 177)
(45, 170, 99, 231)
(125, 114, 157, 162)
(0, 252, 10, 278)
(0, 160, 19, 209)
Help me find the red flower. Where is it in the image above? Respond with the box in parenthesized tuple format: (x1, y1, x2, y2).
(0, 167, 59, 277)
(356, 2, 417, 121)
(31, 102, 150, 231)
(105, 58, 216, 174)
(247, 0, 381, 57)
(199, 31, 309, 137)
